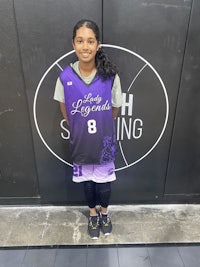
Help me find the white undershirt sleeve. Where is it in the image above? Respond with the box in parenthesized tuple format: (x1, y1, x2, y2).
(53, 77, 65, 103)
(112, 74, 123, 107)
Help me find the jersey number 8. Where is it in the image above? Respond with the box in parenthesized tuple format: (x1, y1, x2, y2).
(87, 119, 97, 134)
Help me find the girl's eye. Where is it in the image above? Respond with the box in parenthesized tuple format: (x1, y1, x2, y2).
(77, 40, 82, 44)
(88, 40, 95, 44)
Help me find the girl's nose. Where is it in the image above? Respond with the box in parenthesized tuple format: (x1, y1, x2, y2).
(82, 41, 88, 49)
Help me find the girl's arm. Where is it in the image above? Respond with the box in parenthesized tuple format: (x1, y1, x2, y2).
(112, 107, 119, 120)
(111, 74, 122, 120)
(60, 102, 69, 125)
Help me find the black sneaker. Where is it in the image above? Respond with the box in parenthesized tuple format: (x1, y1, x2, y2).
(100, 213, 112, 236)
(88, 215, 100, 239)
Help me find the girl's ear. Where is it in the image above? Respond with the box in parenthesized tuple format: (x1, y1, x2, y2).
(97, 42, 101, 51)
(72, 40, 75, 49)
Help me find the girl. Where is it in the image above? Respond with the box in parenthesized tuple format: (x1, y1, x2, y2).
(54, 19, 122, 239)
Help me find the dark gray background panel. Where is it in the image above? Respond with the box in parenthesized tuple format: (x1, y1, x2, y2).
(0, 0, 39, 199)
(164, 0, 200, 200)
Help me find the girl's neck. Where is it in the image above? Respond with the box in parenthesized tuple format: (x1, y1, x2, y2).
(78, 61, 96, 77)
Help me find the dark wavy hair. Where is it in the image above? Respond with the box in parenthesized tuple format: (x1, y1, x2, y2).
(72, 19, 118, 80)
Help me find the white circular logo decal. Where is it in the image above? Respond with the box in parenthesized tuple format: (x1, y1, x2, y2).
(33, 44, 169, 171)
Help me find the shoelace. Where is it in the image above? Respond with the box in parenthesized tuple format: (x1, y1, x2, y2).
(102, 215, 111, 226)
(89, 216, 99, 228)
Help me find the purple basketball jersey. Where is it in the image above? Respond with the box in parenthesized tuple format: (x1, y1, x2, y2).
(60, 66, 116, 165)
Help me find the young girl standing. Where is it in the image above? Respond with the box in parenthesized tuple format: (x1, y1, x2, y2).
(54, 19, 122, 239)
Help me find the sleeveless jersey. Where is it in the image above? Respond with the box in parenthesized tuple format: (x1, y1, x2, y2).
(60, 66, 117, 165)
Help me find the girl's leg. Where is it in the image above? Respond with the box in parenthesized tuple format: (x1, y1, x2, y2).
(83, 181, 100, 239)
(96, 182, 111, 212)
(96, 182, 112, 235)
(83, 181, 98, 215)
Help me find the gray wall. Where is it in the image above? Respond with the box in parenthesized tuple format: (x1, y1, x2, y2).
(0, 0, 199, 205)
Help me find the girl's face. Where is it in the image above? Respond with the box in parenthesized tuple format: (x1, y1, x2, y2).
(73, 25, 100, 64)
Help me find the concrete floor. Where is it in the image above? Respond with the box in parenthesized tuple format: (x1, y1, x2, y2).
(0, 204, 200, 247)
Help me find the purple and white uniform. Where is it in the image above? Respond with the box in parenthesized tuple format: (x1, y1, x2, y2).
(60, 66, 117, 183)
